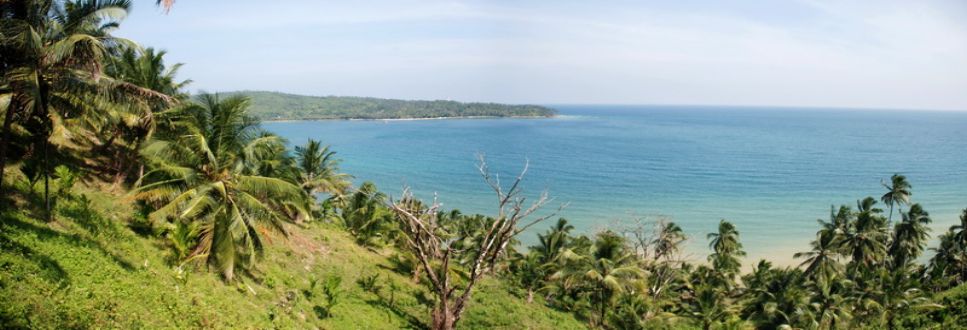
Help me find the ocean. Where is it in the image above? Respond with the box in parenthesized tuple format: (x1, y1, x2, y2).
(263, 105, 967, 264)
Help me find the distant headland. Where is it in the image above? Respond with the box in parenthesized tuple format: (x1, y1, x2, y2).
(216, 91, 557, 121)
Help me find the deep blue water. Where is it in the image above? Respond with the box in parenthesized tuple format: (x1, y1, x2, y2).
(263, 106, 967, 263)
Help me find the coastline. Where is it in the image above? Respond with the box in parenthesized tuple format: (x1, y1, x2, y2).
(262, 114, 556, 123)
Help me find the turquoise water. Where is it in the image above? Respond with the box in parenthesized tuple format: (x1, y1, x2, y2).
(263, 106, 967, 264)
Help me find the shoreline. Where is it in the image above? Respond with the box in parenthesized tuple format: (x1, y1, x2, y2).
(262, 114, 556, 123)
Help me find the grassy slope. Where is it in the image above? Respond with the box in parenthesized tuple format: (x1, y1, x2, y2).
(0, 185, 584, 329)
(221, 91, 557, 120)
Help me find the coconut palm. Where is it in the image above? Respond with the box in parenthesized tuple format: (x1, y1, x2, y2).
(888, 204, 931, 269)
(684, 281, 733, 330)
(0, 0, 162, 209)
(559, 231, 642, 326)
(876, 268, 942, 330)
(294, 139, 351, 198)
(881, 174, 912, 222)
(99, 46, 189, 184)
(532, 218, 574, 263)
(653, 221, 685, 260)
(795, 228, 843, 281)
(133, 93, 308, 280)
(808, 274, 854, 330)
(741, 261, 812, 329)
(927, 208, 967, 287)
(842, 197, 889, 268)
(708, 220, 746, 282)
(340, 181, 393, 246)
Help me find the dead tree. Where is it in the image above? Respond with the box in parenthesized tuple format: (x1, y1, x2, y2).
(387, 156, 560, 330)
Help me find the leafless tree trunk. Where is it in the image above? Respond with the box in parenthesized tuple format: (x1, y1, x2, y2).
(387, 156, 562, 330)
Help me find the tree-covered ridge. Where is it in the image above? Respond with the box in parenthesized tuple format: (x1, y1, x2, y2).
(222, 91, 557, 120)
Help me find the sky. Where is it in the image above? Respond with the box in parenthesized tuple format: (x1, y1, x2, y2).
(116, 0, 967, 111)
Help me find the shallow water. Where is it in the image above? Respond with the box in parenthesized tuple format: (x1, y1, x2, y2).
(264, 105, 967, 264)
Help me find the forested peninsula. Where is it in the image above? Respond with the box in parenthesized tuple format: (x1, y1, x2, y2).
(222, 91, 557, 120)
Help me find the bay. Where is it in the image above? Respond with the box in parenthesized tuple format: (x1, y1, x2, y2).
(264, 106, 967, 264)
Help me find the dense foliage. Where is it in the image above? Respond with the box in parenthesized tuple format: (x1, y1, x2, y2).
(2, 1, 966, 329)
(224, 91, 557, 120)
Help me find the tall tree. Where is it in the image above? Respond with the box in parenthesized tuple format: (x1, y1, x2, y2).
(843, 197, 889, 268)
(881, 173, 912, 223)
(294, 139, 350, 197)
(133, 93, 308, 280)
(0, 0, 152, 210)
(707, 219, 746, 284)
(795, 228, 843, 281)
(99, 46, 188, 184)
(340, 181, 392, 246)
(561, 230, 642, 326)
(888, 203, 931, 269)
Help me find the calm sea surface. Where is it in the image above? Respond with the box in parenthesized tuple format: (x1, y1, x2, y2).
(263, 106, 967, 264)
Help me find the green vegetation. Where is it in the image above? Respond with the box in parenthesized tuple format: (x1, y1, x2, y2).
(2, 1, 967, 329)
(222, 91, 557, 121)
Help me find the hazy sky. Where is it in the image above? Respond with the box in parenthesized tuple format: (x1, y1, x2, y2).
(117, 0, 967, 110)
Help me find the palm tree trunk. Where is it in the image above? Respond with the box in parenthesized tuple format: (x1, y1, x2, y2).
(0, 95, 18, 202)
(889, 204, 894, 223)
(43, 137, 50, 221)
(598, 289, 606, 326)
(40, 81, 51, 221)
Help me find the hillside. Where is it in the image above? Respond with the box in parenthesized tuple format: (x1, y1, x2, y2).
(0, 184, 584, 329)
(220, 91, 557, 120)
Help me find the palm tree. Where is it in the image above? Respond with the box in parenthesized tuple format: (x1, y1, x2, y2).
(951, 208, 967, 249)
(881, 174, 912, 223)
(876, 268, 942, 330)
(340, 181, 393, 246)
(888, 204, 931, 269)
(294, 139, 351, 197)
(133, 93, 308, 280)
(741, 261, 812, 329)
(684, 281, 733, 330)
(559, 231, 642, 326)
(707, 219, 746, 283)
(843, 197, 889, 268)
(653, 221, 685, 260)
(808, 274, 854, 330)
(0, 0, 160, 212)
(100, 46, 189, 184)
(795, 228, 843, 281)
(532, 218, 574, 263)
(927, 208, 967, 287)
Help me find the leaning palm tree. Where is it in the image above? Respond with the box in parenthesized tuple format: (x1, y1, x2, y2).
(133, 93, 308, 280)
(881, 174, 912, 223)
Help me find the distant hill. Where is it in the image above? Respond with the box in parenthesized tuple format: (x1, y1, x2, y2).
(219, 91, 557, 120)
